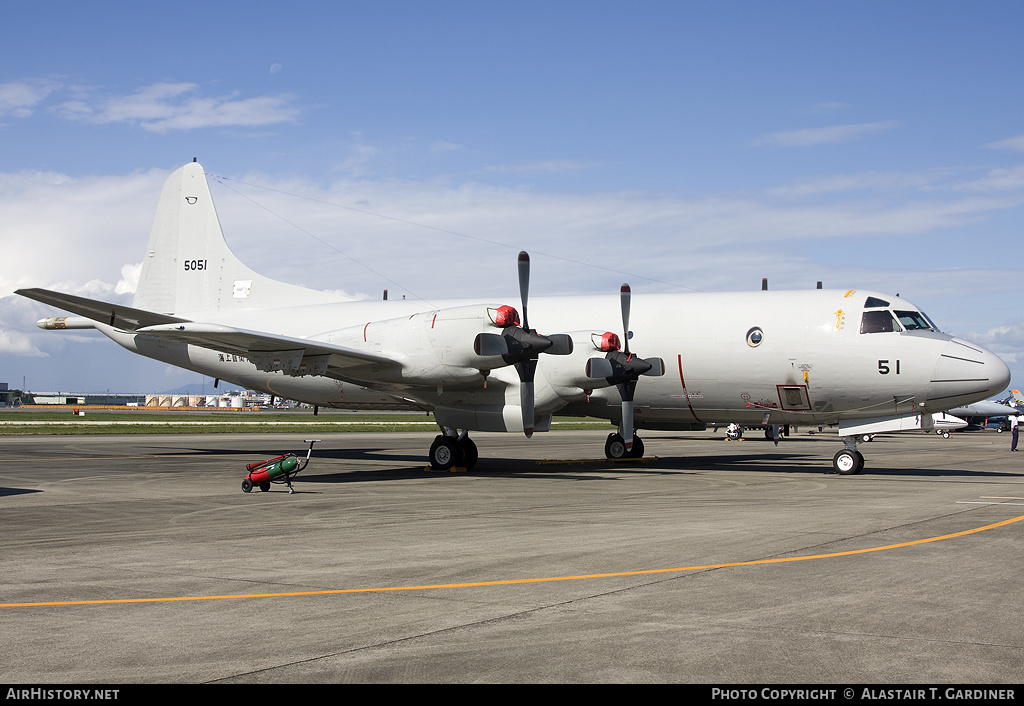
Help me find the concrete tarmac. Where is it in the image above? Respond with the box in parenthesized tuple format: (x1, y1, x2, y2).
(1, 428, 1022, 684)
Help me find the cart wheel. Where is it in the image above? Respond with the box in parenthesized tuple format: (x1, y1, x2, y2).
(259, 482, 271, 492)
(241, 478, 253, 493)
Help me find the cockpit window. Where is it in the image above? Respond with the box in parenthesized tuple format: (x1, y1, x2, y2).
(894, 310, 935, 331)
(860, 310, 903, 334)
(864, 296, 890, 308)
(920, 310, 941, 331)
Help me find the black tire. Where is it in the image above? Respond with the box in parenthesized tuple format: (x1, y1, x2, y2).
(458, 437, 478, 471)
(429, 435, 459, 471)
(259, 481, 271, 492)
(628, 435, 645, 458)
(241, 478, 253, 493)
(833, 449, 863, 475)
(605, 433, 627, 459)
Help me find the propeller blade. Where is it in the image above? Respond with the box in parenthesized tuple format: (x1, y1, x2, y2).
(520, 378, 535, 438)
(620, 284, 631, 355)
(518, 251, 531, 331)
(622, 399, 634, 451)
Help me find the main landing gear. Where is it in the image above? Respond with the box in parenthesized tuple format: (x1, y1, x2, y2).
(428, 430, 478, 471)
(832, 437, 865, 475)
(604, 431, 645, 459)
(427, 426, 649, 469)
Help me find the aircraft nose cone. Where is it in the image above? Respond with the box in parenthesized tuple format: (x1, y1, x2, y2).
(932, 338, 1011, 405)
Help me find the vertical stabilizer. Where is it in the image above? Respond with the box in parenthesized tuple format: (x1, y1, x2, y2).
(133, 161, 347, 316)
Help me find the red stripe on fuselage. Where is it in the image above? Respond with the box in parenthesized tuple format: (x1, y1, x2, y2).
(677, 354, 703, 423)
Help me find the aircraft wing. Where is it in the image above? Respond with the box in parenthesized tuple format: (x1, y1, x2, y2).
(16, 287, 189, 330)
(18, 287, 400, 379)
(135, 322, 400, 378)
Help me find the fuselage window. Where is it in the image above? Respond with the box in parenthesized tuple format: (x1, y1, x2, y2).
(860, 310, 902, 334)
(894, 310, 934, 331)
(864, 296, 890, 308)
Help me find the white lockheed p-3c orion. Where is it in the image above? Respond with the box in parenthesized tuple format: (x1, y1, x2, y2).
(18, 161, 1011, 474)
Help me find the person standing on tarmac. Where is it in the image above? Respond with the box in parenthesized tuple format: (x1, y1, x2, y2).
(1011, 414, 1019, 451)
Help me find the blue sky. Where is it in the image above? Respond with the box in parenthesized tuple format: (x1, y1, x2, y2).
(2, 1, 1023, 394)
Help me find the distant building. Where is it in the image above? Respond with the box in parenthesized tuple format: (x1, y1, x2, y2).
(29, 393, 146, 406)
(0, 384, 27, 407)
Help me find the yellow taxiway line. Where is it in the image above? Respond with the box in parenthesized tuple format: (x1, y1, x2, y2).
(4, 512, 1022, 609)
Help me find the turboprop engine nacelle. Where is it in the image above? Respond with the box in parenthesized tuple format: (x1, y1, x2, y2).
(326, 304, 570, 388)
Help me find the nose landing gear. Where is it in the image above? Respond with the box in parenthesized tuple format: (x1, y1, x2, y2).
(832, 438, 864, 474)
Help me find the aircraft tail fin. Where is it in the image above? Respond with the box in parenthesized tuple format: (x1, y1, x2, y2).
(133, 161, 348, 316)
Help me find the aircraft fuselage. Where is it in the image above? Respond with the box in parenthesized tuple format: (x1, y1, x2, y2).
(95, 287, 1007, 433)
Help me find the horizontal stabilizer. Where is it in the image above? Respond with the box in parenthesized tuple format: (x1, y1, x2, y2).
(16, 288, 189, 331)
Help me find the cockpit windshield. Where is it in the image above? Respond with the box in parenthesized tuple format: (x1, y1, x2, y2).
(860, 305, 941, 334)
(860, 310, 901, 334)
(894, 310, 936, 331)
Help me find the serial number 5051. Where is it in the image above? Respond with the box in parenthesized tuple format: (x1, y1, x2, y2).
(184, 259, 208, 271)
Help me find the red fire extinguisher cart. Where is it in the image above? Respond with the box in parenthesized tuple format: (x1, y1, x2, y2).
(242, 439, 320, 494)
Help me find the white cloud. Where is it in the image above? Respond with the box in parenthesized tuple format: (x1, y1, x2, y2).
(769, 169, 957, 197)
(0, 79, 60, 119)
(6, 163, 1024, 306)
(754, 121, 899, 147)
(430, 140, 463, 153)
(769, 165, 1024, 198)
(484, 159, 598, 174)
(0, 168, 166, 299)
(963, 321, 1024, 365)
(800, 102, 852, 115)
(953, 165, 1024, 192)
(0, 320, 46, 356)
(52, 82, 301, 133)
(330, 135, 381, 177)
(115, 263, 142, 296)
(986, 134, 1024, 152)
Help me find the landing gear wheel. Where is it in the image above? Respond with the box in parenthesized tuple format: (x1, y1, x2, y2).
(259, 481, 271, 492)
(241, 478, 253, 493)
(833, 449, 864, 475)
(429, 435, 460, 471)
(457, 437, 478, 470)
(605, 433, 628, 459)
(627, 435, 645, 458)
